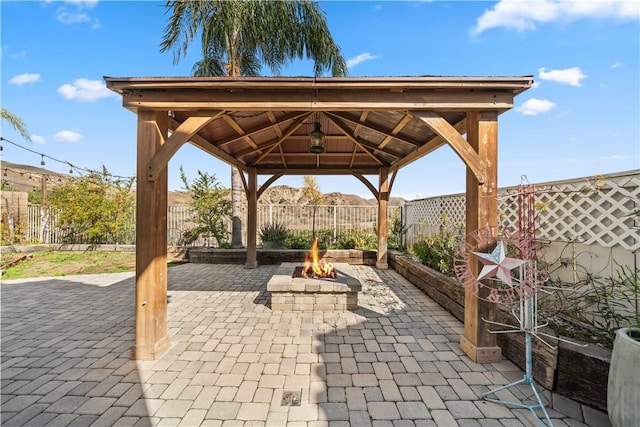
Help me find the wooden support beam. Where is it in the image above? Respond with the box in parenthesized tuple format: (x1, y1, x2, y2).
(326, 111, 421, 148)
(122, 90, 516, 112)
(222, 113, 260, 153)
(389, 168, 398, 194)
(245, 168, 258, 269)
(257, 167, 380, 175)
(390, 119, 466, 172)
(148, 113, 221, 181)
(352, 173, 379, 200)
(257, 173, 284, 200)
(134, 110, 170, 360)
(459, 111, 502, 363)
(246, 114, 311, 165)
(172, 119, 247, 172)
(410, 111, 485, 184)
(376, 167, 390, 270)
(218, 111, 309, 147)
(377, 113, 413, 151)
(237, 167, 248, 194)
(327, 117, 389, 165)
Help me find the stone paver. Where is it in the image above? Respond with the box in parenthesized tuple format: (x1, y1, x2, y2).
(1, 264, 609, 426)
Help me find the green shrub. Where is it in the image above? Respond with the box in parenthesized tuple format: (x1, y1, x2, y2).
(411, 226, 463, 274)
(284, 230, 314, 249)
(282, 228, 377, 250)
(333, 229, 377, 249)
(389, 213, 407, 250)
(259, 222, 289, 246)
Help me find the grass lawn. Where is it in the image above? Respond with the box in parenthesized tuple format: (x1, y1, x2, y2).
(1, 251, 136, 280)
(0, 250, 185, 280)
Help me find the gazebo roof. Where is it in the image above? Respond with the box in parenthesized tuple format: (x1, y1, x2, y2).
(105, 76, 533, 180)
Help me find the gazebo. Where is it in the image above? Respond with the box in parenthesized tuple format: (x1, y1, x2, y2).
(105, 76, 533, 362)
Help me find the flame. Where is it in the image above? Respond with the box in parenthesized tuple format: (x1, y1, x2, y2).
(302, 237, 336, 278)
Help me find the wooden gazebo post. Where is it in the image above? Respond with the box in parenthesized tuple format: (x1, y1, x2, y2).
(459, 111, 502, 363)
(376, 167, 390, 269)
(245, 168, 258, 268)
(134, 110, 170, 360)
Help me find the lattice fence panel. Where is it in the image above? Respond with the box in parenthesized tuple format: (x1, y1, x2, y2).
(532, 173, 639, 250)
(403, 171, 639, 251)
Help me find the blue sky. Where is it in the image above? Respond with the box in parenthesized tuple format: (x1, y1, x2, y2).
(2, 0, 638, 200)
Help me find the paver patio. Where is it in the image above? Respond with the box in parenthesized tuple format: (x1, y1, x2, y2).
(1, 263, 610, 426)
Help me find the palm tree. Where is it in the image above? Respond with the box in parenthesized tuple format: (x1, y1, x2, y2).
(161, 0, 347, 247)
(301, 175, 325, 239)
(1, 108, 31, 141)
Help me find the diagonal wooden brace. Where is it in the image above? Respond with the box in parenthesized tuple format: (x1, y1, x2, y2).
(410, 111, 485, 184)
(147, 112, 223, 181)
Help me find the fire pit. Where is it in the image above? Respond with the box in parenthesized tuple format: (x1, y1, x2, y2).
(267, 262, 361, 311)
(267, 238, 362, 311)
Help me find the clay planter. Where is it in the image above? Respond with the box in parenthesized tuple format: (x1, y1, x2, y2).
(607, 327, 640, 427)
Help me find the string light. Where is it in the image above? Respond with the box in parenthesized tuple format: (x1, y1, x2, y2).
(0, 136, 134, 180)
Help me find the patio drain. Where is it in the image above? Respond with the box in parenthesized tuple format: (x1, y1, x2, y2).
(281, 389, 302, 406)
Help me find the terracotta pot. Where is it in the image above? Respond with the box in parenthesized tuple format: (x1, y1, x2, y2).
(607, 327, 640, 427)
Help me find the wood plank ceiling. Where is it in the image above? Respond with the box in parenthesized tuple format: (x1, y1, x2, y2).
(105, 76, 533, 180)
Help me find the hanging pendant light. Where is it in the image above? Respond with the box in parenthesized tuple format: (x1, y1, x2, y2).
(309, 121, 325, 154)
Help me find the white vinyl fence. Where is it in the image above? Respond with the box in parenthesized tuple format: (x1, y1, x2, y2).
(25, 203, 401, 246)
(402, 170, 639, 251)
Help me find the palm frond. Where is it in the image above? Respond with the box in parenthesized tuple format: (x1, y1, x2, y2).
(162, 0, 347, 77)
(0, 108, 30, 141)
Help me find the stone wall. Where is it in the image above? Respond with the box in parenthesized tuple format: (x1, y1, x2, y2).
(187, 248, 377, 266)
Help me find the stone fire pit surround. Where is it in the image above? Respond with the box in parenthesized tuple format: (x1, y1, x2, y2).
(267, 262, 362, 311)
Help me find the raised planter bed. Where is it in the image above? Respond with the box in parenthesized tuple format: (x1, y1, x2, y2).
(388, 250, 611, 412)
(187, 247, 377, 266)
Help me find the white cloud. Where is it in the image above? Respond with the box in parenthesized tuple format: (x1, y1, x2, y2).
(538, 67, 587, 87)
(58, 78, 115, 102)
(63, 0, 98, 8)
(54, 130, 83, 143)
(611, 61, 624, 69)
(9, 73, 41, 85)
(56, 9, 90, 24)
(44, 0, 98, 7)
(31, 135, 46, 144)
(11, 50, 27, 60)
(471, 0, 639, 35)
(53, 0, 100, 28)
(347, 53, 379, 69)
(516, 98, 556, 115)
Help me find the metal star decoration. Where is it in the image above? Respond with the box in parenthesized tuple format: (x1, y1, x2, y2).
(472, 240, 527, 286)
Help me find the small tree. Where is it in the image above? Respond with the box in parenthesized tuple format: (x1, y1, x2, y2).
(179, 166, 232, 247)
(48, 167, 135, 244)
(301, 175, 326, 239)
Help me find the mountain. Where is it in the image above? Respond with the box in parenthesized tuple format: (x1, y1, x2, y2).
(0, 161, 404, 206)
